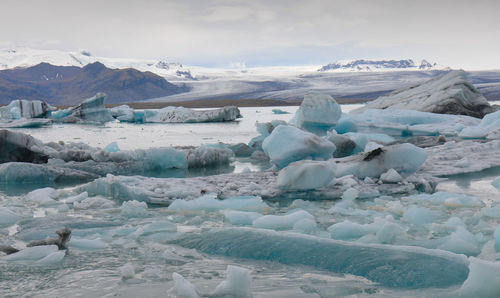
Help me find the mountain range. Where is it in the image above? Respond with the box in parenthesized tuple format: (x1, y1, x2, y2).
(0, 47, 499, 105)
(318, 59, 447, 72)
(0, 62, 188, 105)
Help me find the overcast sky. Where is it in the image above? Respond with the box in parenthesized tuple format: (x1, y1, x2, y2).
(1, 0, 499, 69)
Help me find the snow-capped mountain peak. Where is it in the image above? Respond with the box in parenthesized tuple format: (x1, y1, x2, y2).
(0, 47, 194, 80)
(318, 59, 447, 72)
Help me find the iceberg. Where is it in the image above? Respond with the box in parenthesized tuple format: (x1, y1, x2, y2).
(420, 140, 500, 176)
(51, 93, 114, 123)
(0, 129, 50, 163)
(352, 70, 496, 118)
(170, 227, 469, 288)
(0, 162, 99, 184)
(0, 99, 55, 119)
(277, 160, 335, 190)
(334, 143, 427, 179)
(262, 125, 336, 168)
(115, 105, 241, 123)
(0, 118, 52, 128)
(346, 108, 479, 137)
(292, 92, 341, 133)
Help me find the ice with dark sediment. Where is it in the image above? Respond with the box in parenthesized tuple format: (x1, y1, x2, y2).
(0, 99, 55, 119)
(112, 105, 242, 123)
(352, 70, 497, 118)
(51, 93, 114, 123)
(0, 129, 233, 182)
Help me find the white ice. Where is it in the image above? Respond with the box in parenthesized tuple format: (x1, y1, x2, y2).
(277, 160, 335, 190)
(171, 272, 200, 298)
(168, 194, 269, 212)
(213, 265, 253, 298)
(252, 210, 314, 230)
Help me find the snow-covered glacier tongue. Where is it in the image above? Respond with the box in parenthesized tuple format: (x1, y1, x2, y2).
(3, 88, 500, 297)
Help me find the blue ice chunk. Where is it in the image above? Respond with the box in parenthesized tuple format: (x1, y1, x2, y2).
(171, 227, 469, 288)
(333, 117, 357, 134)
(262, 125, 336, 168)
(272, 109, 290, 114)
(347, 109, 479, 137)
(293, 92, 341, 133)
(402, 206, 433, 225)
(52, 93, 114, 123)
(103, 142, 120, 153)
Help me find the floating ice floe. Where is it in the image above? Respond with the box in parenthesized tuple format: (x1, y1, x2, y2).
(345, 108, 479, 137)
(171, 227, 469, 288)
(78, 169, 439, 205)
(0, 162, 99, 184)
(352, 70, 497, 118)
(0, 130, 233, 181)
(113, 105, 241, 123)
(68, 237, 108, 250)
(51, 93, 114, 123)
(420, 140, 500, 176)
(2, 245, 59, 262)
(0, 118, 52, 128)
(262, 125, 336, 168)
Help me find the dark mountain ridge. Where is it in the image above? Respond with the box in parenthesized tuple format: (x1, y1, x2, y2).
(0, 62, 188, 105)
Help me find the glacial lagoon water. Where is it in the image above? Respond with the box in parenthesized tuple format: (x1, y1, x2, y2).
(1, 105, 500, 297)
